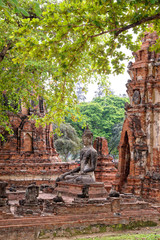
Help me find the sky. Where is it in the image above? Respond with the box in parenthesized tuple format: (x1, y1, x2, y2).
(85, 47, 133, 101)
(85, 64, 129, 101)
(109, 69, 129, 96)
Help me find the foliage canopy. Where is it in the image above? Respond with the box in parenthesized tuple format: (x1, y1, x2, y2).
(1, 0, 160, 133)
(66, 95, 129, 157)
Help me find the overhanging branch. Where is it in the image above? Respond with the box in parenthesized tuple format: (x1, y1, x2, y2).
(90, 13, 160, 39)
(115, 13, 160, 36)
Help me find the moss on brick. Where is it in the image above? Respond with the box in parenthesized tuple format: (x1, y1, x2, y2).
(51, 221, 157, 238)
(111, 221, 157, 231)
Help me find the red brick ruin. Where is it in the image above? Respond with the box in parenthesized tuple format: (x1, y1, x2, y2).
(0, 31, 160, 239)
(0, 99, 63, 187)
(115, 30, 160, 201)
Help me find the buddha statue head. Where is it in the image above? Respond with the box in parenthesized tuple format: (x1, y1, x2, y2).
(82, 126, 93, 146)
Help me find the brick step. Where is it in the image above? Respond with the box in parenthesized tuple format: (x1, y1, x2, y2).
(96, 170, 117, 174)
(0, 159, 52, 164)
(0, 207, 158, 226)
(0, 213, 114, 227)
(0, 163, 53, 166)
(0, 208, 159, 230)
(97, 165, 116, 168)
(0, 172, 60, 176)
(0, 160, 61, 164)
(0, 163, 65, 167)
(120, 202, 150, 211)
(120, 192, 139, 199)
(97, 162, 116, 166)
(0, 209, 13, 220)
(96, 173, 117, 177)
(97, 177, 117, 182)
(6, 180, 56, 188)
(0, 213, 13, 219)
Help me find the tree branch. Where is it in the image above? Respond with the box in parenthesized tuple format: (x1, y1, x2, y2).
(0, 42, 12, 63)
(90, 13, 160, 39)
(115, 13, 160, 36)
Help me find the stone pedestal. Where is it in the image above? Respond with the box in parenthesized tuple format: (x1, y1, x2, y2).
(56, 181, 108, 199)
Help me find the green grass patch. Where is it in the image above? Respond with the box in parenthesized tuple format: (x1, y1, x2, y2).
(76, 233, 160, 240)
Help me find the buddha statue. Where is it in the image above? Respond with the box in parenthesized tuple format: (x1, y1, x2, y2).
(56, 126, 97, 184)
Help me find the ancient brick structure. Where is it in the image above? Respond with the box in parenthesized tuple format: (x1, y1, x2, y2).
(1, 191, 160, 240)
(54, 137, 118, 195)
(0, 99, 61, 187)
(94, 137, 118, 191)
(116, 31, 160, 201)
(55, 181, 108, 199)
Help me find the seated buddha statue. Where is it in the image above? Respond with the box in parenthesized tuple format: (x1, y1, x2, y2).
(56, 126, 97, 184)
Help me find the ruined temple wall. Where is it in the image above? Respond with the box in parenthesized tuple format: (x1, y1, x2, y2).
(0, 163, 78, 187)
(0, 113, 62, 187)
(0, 134, 116, 190)
(0, 114, 57, 157)
(116, 31, 160, 200)
(145, 87, 160, 171)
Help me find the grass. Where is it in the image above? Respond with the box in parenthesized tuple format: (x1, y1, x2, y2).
(76, 233, 160, 240)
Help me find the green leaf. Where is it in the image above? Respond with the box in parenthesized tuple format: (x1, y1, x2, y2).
(11, 0, 18, 5)
(94, 20, 101, 27)
(19, 7, 30, 17)
(8, 0, 18, 6)
(0, 0, 5, 7)
(33, 1, 42, 16)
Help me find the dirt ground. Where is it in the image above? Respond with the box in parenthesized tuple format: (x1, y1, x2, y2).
(53, 226, 160, 240)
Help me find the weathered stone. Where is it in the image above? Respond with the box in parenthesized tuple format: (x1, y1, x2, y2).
(55, 126, 97, 185)
(115, 30, 160, 201)
(53, 193, 64, 203)
(25, 184, 39, 204)
(0, 181, 7, 198)
(109, 189, 120, 198)
(94, 137, 118, 191)
(0, 182, 8, 207)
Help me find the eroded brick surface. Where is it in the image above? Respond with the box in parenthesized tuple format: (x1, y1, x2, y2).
(94, 137, 118, 191)
(115, 31, 160, 201)
(0, 111, 62, 187)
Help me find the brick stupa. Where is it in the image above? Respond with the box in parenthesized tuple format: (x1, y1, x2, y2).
(94, 137, 118, 191)
(115, 30, 160, 201)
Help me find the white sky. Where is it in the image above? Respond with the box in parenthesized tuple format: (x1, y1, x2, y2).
(86, 47, 133, 101)
(109, 69, 129, 96)
(85, 66, 129, 101)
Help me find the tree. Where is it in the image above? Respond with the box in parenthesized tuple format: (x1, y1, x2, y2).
(76, 82, 86, 102)
(66, 95, 129, 156)
(1, 0, 160, 135)
(108, 122, 123, 158)
(94, 83, 107, 98)
(53, 123, 81, 161)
